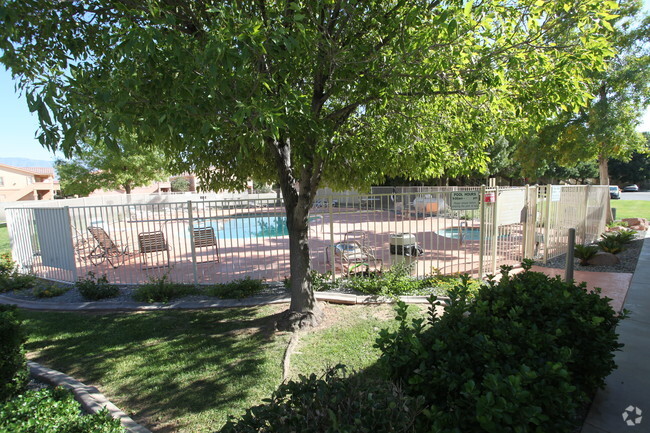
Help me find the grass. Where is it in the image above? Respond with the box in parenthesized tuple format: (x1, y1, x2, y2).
(612, 200, 650, 220)
(289, 304, 424, 379)
(0, 225, 9, 255)
(20, 305, 292, 433)
(19, 304, 409, 432)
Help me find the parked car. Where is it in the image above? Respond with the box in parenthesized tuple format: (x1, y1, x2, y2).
(622, 184, 639, 192)
(609, 185, 621, 199)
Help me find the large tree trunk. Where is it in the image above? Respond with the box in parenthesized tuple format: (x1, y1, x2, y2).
(598, 154, 614, 223)
(598, 154, 609, 185)
(270, 136, 324, 331)
(276, 197, 323, 331)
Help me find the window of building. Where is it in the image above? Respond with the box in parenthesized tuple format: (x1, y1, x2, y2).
(0, 177, 4, 186)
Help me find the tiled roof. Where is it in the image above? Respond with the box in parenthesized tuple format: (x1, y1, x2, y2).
(22, 167, 55, 175)
(0, 163, 55, 176)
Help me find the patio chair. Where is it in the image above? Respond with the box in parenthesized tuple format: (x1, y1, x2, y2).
(192, 226, 219, 263)
(138, 231, 171, 268)
(87, 226, 129, 268)
(326, 239, 382, 276)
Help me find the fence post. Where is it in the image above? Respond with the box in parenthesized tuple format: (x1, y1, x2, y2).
(543, 185, 552, 264)
(565, 228, 575, 282)
(490, 186, 500, 275)
(329, 194, 336, 283)
(581, 185, 590, 244)
(64, 206, 78, 282)
(522, 185, 530, 260)
(478, 185, 486, 277)
(187, 200, 198, 285)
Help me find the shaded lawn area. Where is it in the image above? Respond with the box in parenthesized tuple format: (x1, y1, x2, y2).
(20, 303, 415, 433)
(289, 303, 425, 380)
(20, 305, 292, 433)
(0, 225, 9, 255)
(613, 200, 650, 220)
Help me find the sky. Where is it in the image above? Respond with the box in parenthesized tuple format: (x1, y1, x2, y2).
(1, 6, 649, 163)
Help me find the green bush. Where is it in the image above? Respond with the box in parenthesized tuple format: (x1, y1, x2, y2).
(574, 244, 599, 265)
(220, 365, 422, 433)
(0, 305, 28, 402)
(597, 236, 625, 254)
(376, 262, 624, 433)
(206, 277, 265, 299)
(132, 275, 199, 303)
(0, 387, 123, 433)
(32, 282, 71, 299)
(0, 253, 36, 293)
(324, 263, 481, 298)
(603, 229, 637, 245)
(75, 272, 119, 301)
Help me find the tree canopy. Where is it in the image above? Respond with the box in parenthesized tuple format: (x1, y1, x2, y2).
(0, 0, 618, 327)
(54, 135, 170, 196)
(513, 0, 650, 185)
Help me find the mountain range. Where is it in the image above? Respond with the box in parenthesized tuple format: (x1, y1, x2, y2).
(0, 157, 55, 168)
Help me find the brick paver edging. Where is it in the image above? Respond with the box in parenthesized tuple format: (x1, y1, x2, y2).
(0, 292, 447, 311)
(28, 362, 151, 433)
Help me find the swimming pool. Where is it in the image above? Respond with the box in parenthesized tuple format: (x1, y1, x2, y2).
(195, 214, 319, 239)
(439, 227, 482, 241)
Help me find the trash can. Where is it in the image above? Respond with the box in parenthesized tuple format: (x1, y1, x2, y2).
(389, 233, 422, 273)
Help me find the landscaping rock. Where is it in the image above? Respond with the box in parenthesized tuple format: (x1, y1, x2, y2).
(622, 218, 649, 231)
(587, 252, 621, 266)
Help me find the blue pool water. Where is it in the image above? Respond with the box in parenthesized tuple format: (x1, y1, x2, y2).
(439, 227, 482, 241)
(194, 214, 319, 239)
(196, 215, 288, 239)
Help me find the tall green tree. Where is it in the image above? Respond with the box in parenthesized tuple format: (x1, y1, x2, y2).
(55, 136, 170, 196)
(514, 0, 650, 185)
(0, 0, 616, 328)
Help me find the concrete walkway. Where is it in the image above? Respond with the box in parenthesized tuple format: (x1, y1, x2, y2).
(582, 230, 650, 433)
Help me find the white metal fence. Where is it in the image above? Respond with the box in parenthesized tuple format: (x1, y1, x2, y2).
(5, 185, 608, 285)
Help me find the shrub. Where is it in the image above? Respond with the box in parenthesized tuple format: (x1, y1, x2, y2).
(0, 386, 123, 433)
(32, 282, 71, 299)
(376, 261, 624, 432)
(574, 244, 599, 265)
(220, 365, 423, 433)
(132, 275, 199, 303)
(75, 272, 119, 301)
(206, 277, 265, 299)
(606, 220, 628, 229)
(0, 305, 28, 402)
(597, 236, 625, 254)
(331, 264, 481, 298)
(0, 253, 36, 293)
(603, 229, 637, 245)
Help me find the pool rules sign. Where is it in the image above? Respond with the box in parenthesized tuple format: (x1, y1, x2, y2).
(450, 191, 481, 210)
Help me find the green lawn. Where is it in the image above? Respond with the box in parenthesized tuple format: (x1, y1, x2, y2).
(21, 306, 291, 433)
(612, 200, 650, 221)
(19, 304, 407, 433)
(0, 225, 10, 255)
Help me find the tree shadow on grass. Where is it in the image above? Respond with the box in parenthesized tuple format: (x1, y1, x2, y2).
(21, 305, 289, 432)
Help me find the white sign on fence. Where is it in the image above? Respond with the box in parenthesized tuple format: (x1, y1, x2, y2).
(551, 186, 562, 202)
(450, 191, 480, 210)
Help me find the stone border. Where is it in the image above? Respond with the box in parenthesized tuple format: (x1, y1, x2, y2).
(28, 361, 151, 433)
(0, 292, 450, 311)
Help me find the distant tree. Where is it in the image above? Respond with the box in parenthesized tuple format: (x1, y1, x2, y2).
(55, 136, 169, 196)
(609, 132, 650, 185)
(1, 0, 616, 329)
(514, 0, 650, 185)
(170, 177, 191, 193)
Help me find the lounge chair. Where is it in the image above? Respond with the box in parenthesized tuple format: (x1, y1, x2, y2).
(138, 230, 171, 268)
(192, 226, 219, 263)
(86, 226, 129, 268)
(326, 239, 382, 276)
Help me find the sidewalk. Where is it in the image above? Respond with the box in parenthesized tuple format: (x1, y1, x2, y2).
(582, 229, 650, 433)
